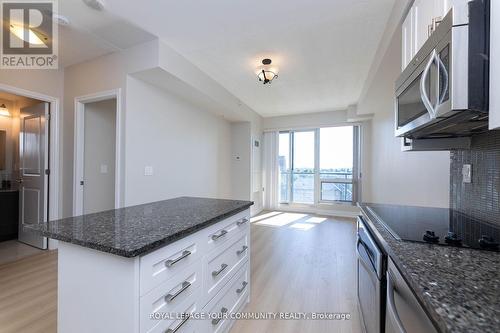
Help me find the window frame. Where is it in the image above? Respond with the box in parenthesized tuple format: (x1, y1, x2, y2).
(278, 125, 360, 206)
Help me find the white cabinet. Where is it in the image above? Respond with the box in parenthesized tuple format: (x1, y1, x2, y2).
(57, 209, 251, 333)
(402, 0, 452, 71)
(401, 8, 414, 70)
(413, 0, 436, 53)
(490, 0, 500, 129)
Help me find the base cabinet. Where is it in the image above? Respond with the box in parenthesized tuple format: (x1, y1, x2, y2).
(58, 209, 251, 333)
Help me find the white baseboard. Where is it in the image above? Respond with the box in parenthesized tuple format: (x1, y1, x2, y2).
(262, 205, 360, 219)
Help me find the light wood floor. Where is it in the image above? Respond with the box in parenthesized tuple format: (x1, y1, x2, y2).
(0, 241, 44, 266)
(0, 212, 360, 333)
(0, 250, 57, 333)
(230, 212, 361, 333)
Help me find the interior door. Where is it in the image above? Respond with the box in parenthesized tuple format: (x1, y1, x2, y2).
(18, 102, 49, 249)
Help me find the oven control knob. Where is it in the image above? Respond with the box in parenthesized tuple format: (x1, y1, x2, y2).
(423, 230, 439, 243)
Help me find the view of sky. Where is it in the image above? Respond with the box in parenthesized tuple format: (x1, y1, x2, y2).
(279, 126, 353, 171)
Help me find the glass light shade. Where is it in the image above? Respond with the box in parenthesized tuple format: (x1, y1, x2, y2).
(257, 70, 278, 83)
(0, 104, 10, 117)
(9, 24, 46, 45)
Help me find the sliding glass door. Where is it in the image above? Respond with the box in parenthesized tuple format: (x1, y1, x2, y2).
(278, 126, 358, 205)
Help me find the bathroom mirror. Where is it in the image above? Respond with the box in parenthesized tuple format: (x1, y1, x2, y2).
(0, 130, 6, 170)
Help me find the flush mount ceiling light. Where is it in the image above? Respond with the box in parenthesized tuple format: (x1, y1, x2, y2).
(0, 104, 11, 117)
(83, 0, 106, 11)
(9, 24, 47, 45)
(257, 58, 278, 85)
(54, 14, 70, 26)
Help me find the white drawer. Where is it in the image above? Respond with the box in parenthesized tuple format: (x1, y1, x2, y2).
(203, 232, 249, 303)
(203, 211, 249, 252)
(140, 263, 202, 333)
(140, 232, 202, 295)
(201, 262, 250, 333)
(146, 297, 200, 333)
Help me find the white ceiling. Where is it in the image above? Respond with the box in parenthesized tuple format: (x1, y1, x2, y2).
(103, 0, 395, 117)
(56, 0, 155, 67)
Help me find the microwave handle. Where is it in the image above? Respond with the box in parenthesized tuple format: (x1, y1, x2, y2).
(420, 50, 437, 119)
(436, 52, 449, 106)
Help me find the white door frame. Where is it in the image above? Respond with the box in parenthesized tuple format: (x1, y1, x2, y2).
(0, 83, 61, 249)
(73, 89, 123, 216)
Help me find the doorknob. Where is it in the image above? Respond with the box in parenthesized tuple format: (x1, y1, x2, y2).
(17, 178, 23, 184)
(80, 181, 84, 186)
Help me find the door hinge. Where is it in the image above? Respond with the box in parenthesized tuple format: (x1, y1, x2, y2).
(45, 169, 50, 175)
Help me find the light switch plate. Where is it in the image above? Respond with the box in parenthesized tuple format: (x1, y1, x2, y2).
(100, 164, 108, 174)
(144, 166, 153, 176)
(462, 164, 472, 183)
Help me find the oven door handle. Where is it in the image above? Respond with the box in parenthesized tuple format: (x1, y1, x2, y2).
(356, 238, 377, 276)
(387, 271, 408, 333)
(420, 50, 437, 119)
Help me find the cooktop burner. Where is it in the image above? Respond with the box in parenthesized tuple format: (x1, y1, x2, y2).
(366, 204, 500, 252)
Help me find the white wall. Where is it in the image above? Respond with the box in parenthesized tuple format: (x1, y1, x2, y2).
(263, 110, 349, 131)
(358, 27, 450, 208)
(83, 99, 116, 214)
(230, 122, 251, 201)
(124, 77, 232, 205)
(65, 40, 263, 215)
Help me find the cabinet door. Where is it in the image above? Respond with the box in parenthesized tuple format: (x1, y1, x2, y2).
(401, 10, 413, 71)
(490, 0, 500, 129)
(434, 0, 452, 19)
(413, 0, 435, 53)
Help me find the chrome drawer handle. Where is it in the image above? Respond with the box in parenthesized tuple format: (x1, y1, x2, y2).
(236, 281, 248, 294)
(211, 307, 228, 326)
(165, 281, 191, 303)
(236, 218, 249, 226)
(165, 313, 190, 333)
(211, 230, 228, 241)
(165, 250, 191, 267)
(212, 263, 228, 277)
(236, 245, 248, 256)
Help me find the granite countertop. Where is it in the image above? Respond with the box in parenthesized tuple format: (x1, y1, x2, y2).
(359, 203, 500, 333)
(29, 197, 253, 258)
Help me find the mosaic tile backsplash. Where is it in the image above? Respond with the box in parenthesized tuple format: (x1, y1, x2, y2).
(450, 130, 500, 227)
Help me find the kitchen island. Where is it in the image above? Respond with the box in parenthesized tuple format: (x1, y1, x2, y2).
(31, 197, 253, 333)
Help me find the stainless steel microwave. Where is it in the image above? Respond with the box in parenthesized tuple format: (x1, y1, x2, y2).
(395, 0, 490, 139)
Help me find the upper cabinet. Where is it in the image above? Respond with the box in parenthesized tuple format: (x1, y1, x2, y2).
(401, 8, 415, 71)
(402, 0, 452, 71)
(490, 0, 500, 129)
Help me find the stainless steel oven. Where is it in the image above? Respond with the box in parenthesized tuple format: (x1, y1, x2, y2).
(386, 258, 438, 333)
(395, 0, 490, 139)
(357, 216, 384, 333)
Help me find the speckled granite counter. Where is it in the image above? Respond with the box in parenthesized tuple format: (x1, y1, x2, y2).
(359, 203, 500, 333)
(30, 197, 253, 257)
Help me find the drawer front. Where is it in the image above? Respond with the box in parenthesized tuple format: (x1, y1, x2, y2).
(146, 297, 200, 333)
(204, 211, 249, 252)
(140, 232, 202, 295)
(204, 232, 249, 302)
(141, 263, 202, 333)
(201, 263, 250, 333)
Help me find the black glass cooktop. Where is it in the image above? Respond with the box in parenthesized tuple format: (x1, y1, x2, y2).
(365, 204, 500, 252)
